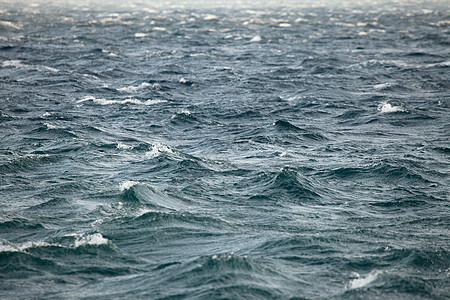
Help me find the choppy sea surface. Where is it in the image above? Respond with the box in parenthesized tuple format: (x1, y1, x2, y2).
(1, 0, 449, 299)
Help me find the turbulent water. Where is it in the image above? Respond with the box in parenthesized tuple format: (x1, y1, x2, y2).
(1, 0, 449, 299)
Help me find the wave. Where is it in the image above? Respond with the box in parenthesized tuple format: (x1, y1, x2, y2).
(347, 270, 383, 289)
(325, 160, 428, 185)
(372, 82, 411, 92)
(273, 120, 328, 140)
(119, 181, 190, 211)
(0, 153, 61, 174)
(26, 198, 73, 210)
(170, 110, 201, 124)
(72, 233, 110, 248)
(32, 122, 79, 138)
(1, 59, 59, 73)
(377, 101, 406, 113)
(0, 218, 45, 231)
(0, 233, 141, 291)
(269, 167, 320, 199)
(151, 253, 287, 299)
(0, 233, 111, 254)
(242, 167, 320, 203)
(144, 142, 175, 159)
(342, 269, 442, 298)
(77, 96, 167, 106)
(116, 82, 161, 93)
(274, 120, 303, 132)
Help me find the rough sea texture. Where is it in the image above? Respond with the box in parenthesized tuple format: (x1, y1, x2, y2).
(1, 0, 449, 299)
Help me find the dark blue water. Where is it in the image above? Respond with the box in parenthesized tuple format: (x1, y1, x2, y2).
(1, 0, 449, 298)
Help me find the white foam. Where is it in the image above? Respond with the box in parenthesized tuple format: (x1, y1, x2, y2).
(43, 122, 58, 130)
(145, 142, 174, 159)
(250, 35, 262, 42)
(0, 239, 20, 252)
(348, 270, 382, 289)
(117, 82, 157, 93)
(1, 234, 109, 252)
(374, 82, 395, 90)
(37, 65, 59, 72)
(295, 18, 308, 23)
(369, 29, 386, 33)
(0, 239, 58, 253)
(336, 22, 355, 27)
(74, 233, 108, 248)
(116, 142, 132, 150)
(153, 27, 166, 31)
(20, 240, 56, 251)
(378, 101, 405, 113)
(2, 60, 25, 68)
(204, 14, 218, 20)
(77, 96, 166, 106)
(134, 32, 148, 38)
(119, 180, 139, 192)
(426, 61, 450, 68)
(122, 98, 166, 105)
(279, 23, 292, 27)
(0, 20, 22, 29)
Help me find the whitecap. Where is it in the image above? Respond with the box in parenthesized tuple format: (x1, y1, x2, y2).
(2, 60, 25, 68)
(145, 142, 174, 159)
(0, 239, 20, 252)
(425, 61, 450, 68)
(0, 20, 22, 29)
(378, 101, 405, 113)
(373, 82, 395, 90)
(73, 233, 109, 248)
(279, 23, 292, 27)
(116, 142, 132, 150)
(117, 82, 157, 93)
(336, 22, 355, 27)
(119, 180, 139, 192)
(347, 270, 382, 289)
(77, 96, 166, 106)
(204, 14, 218, 20)
(0, 239, 59, 253)
(135, 32, 147, 38)
(250, 35, 262, 42)
(37, 65, 59, 72)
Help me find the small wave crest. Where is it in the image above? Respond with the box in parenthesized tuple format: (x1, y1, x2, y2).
(347, 270, 383, 289)
(117, 82, 161, 93)
(0, 239, 56, 253)
(73, 233, 109, 248)
(374, 82, 395, 90)
(247, 167, 320, 202)
(196, 252, 254, 271)
(0, 233, 109, 254)
(77, 96, 166, 106)
(144, 142, 174, 159)
(378, 101, 405, 113)
(119, 181, 188, 210)
(2, 60, 26, 68)
(119, 180, 139, 192)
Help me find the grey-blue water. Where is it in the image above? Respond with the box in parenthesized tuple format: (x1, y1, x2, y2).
(1, 0, 449, 299)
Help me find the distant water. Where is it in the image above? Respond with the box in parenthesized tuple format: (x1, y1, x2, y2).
(1, 0, 449, 299)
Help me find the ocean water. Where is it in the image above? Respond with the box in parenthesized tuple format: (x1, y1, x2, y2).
(1, 0, 449, 299)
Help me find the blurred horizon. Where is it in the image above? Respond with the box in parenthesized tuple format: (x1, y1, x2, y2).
(1, 0, 449, 10)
